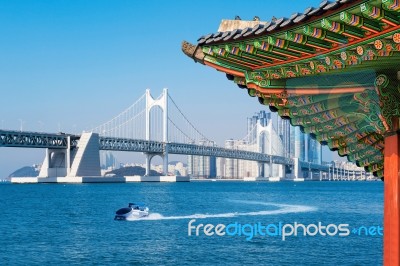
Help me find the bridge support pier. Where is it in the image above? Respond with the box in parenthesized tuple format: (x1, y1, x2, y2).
(257, 162, 264, 177)
(293, 158, 304, 180)
(269, 157, 273, 177)
(144, 153, 154, 176)
(279, 164, 285, 179)
(163, 145, 169, 176)
(144, 152, 168, 176)
(38, 148, 68, 177)
(38, 132, 101, 178)
(384, 125, 400, 265)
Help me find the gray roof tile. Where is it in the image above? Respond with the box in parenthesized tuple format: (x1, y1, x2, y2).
(196, 1, 361, 45)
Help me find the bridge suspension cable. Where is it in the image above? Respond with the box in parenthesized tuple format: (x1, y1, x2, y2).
(91, 92, 147, 139)
(167, 93, 212, 144)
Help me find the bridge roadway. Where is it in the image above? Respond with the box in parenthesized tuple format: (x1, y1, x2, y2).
(0, 130, 328, 171)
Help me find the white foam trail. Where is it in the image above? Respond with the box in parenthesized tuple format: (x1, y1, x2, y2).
(126, 200, 316, 221)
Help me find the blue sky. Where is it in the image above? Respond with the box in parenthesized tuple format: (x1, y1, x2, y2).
(0, 0, 337, 177)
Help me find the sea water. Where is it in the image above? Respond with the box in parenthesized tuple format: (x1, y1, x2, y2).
(0, 181, 383, 265)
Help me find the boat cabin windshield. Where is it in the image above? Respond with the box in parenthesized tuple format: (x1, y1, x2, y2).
(128, 203, 146, 210)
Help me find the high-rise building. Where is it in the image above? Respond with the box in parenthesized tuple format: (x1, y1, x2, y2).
(101, 151, 117, 170)
(187, 139, 217, 178)
(223, 139, 258, 178)
(218, 110, 322, 178)
(247, 110, 322, 164)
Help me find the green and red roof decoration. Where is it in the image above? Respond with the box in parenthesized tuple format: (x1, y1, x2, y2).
(182, 0, 400, 178)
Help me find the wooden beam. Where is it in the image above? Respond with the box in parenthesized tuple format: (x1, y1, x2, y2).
(203, 60, 246, 77)
(254, 40, 301, 59)
(321, 18, 364, 39)
(284, 31, 331, 50)
(303, 25, 348, 44)
(361, 3, 399, 27)
(382, 0, 400, 12)
(340, 11, 381, 34)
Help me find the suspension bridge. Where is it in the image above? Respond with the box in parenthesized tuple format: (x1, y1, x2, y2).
(0, 89, 368, 183)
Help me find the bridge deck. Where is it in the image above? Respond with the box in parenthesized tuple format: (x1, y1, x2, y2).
(0, 130, 333, 171)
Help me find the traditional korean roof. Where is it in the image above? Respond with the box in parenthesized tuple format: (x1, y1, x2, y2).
(182, 0, 400, 179)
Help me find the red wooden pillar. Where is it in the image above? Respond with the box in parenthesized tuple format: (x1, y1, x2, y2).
(384, 119, 400, 266)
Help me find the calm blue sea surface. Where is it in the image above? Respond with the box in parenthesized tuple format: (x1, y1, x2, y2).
(0, 181, 383, 265)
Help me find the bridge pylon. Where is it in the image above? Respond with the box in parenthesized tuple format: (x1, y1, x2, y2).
(144, 88, 169, 175)
(255, 120, 285, 178)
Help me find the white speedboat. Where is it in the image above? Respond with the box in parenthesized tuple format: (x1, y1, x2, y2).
(114, 203, 149, 220)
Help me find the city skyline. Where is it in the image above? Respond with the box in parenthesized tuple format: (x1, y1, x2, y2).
(0, 0, 336, 178)
(187, 109, 326, 179)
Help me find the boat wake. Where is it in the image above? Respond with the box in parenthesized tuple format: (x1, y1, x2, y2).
(126, 200, 316, 221)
